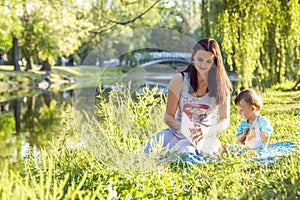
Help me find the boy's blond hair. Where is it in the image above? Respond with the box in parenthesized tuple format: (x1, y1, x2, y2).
(234, 88, 263, 111)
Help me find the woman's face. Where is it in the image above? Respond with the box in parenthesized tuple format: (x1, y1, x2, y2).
(193, 50, 215, 74)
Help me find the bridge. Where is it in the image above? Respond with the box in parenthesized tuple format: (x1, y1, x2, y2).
(141, 57, 190, 67)
(139, 52, 191, 67)
(103, 51, 191, 67)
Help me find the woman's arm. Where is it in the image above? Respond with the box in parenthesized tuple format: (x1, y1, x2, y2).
(164, 73, 183, 130)
(205, 93, 231, 136)
(193, 93, 231, 144)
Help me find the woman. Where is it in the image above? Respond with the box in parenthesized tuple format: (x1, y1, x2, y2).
(144, 38, 232, 156)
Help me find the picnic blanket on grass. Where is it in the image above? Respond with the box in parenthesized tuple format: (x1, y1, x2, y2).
(176, 141, 297, 165)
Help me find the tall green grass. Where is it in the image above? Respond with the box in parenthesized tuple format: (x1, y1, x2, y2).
(0, 83, 299, 199)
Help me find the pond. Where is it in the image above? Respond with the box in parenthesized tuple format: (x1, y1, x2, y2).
(0, 87, 74, 169)
(0, 70, 175, 170)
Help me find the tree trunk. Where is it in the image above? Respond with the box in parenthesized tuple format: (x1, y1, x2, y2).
(25, 56, 33, 71)
(27, 96, 35, 111)
(42, 89, 53, 107)
(13, 99, 22, 134)
(40, 59, 51, 71)
(12, 36, 20, 71)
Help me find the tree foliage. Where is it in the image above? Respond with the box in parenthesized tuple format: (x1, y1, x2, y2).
(0, 0, 23, 50)
(0, 0, 93, 70)
(76, 0, 194, 66)
(2, 0, 298, 88)
(200, 0, 300, 89)
(20, 0, 93, 70)
(0, 0, 196, 70)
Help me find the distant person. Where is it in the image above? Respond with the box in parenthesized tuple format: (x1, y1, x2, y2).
(0, 53, 8, 65)
(61, 57, 68, 66)
(68, 55, 74, 66)
(291, 69, 300, 90)
(0, 53, 3, 64)
(143, 38, 232, 156)
(234, 88, 273, 150)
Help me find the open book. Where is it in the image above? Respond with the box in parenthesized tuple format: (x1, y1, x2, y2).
(180, 104, 220, 154)
(180, 104, 210, 146)
(180, 111, 197, 146)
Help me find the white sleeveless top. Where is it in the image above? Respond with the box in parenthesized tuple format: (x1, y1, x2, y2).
(175, 72, 219, 126)
(175, 72, 221, 155)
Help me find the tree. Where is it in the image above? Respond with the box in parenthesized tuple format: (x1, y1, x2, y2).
(0, 0, 24, 71)
(19, 0, 93, 71)
(200, 0, 300, 89)
(76, 0, 162, 65)
(0, 0, 93, 71)
(77, 0, 196, 66)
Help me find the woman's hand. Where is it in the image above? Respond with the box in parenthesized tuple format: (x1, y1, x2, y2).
(191, 123, 206, 145)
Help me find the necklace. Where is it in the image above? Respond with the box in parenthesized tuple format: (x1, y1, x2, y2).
(195, 80, 207, 97)
(195, 87, 207, 97)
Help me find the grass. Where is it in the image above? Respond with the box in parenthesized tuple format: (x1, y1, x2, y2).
(0, 81, 299, 199)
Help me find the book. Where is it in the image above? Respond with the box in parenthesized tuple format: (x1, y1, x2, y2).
(180, 103, 220, 154)
(180, 111, 197, 146)
(180, 104, 210, 147)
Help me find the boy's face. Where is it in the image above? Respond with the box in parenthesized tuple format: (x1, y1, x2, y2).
(236, 100, 255, 120)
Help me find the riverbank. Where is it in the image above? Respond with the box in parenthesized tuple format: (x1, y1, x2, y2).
(0, 65, 75, 87)
(0, 65, 71, 101)
(0, 65, 123, 101)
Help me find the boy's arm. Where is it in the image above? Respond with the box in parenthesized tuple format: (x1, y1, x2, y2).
(259, 116, 273, 143)
(260, 132, 270, 143)
(236, 132, 247, 142)
(236, 120, 250, 142)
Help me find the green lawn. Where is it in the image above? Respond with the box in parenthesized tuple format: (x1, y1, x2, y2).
(0, 82, 299, 199)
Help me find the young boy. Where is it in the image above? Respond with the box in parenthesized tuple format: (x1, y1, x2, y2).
(234, 88, 273, 149)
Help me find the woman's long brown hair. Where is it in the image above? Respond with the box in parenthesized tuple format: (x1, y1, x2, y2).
(182, 38, 232, 105)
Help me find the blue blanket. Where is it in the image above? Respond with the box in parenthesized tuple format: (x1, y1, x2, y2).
(176, 141, 297, 165)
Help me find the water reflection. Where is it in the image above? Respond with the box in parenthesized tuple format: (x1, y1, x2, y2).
(0, 88, 74, 170)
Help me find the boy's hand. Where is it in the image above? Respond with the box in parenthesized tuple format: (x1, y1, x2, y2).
(243, 128, 249, 135)
(247, 128, 255, 139)
(260, 132, 269, 143)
